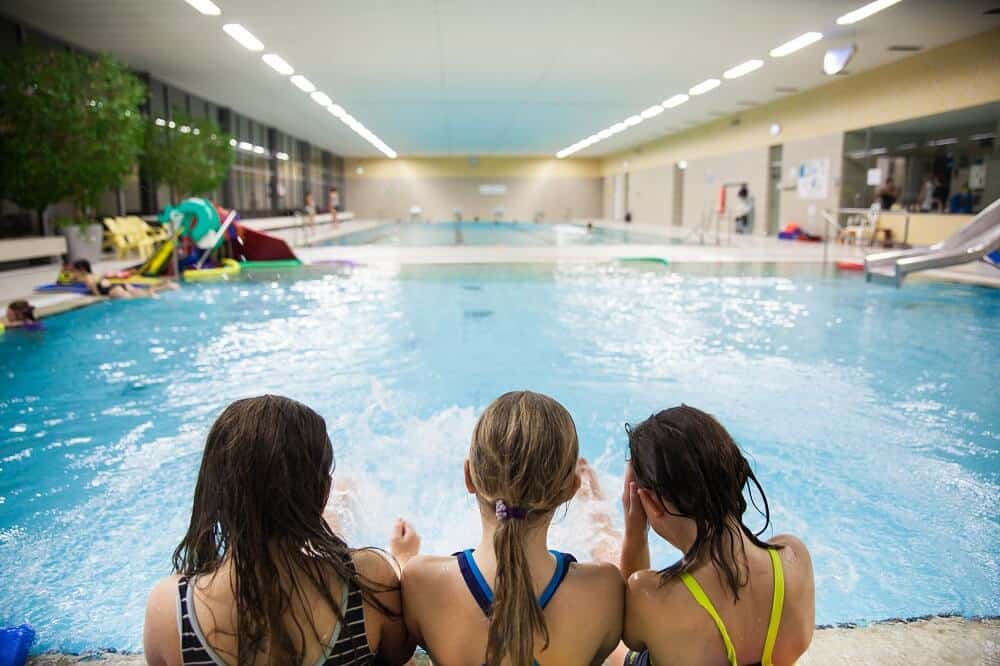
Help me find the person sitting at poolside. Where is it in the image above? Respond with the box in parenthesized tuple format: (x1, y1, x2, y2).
(3, 299, 43, 330)
(397, 390, 624, 665)
(68, 259, 174, 299)
(143, 395, 415, 666)
(613, 405, 815, 666)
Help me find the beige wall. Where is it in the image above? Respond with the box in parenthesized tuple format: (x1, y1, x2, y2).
(599, 28, 1000, 233)
(779, 133, 845, 236)
(343, 157, 603, 221)
(627, 163, 675, 226)
(601, 28, 1000, 176)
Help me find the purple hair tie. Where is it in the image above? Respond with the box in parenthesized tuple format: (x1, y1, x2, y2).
(495, 499, 528, 521)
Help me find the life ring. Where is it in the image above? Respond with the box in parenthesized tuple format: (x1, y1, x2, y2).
(183, 258, 241, 282)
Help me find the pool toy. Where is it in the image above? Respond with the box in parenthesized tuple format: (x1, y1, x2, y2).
(182, 258, 241, 282)
(619, 257, 669, 265)
(240, 259, 303, 270)
(237, 224, 298, 261)
(0, 323, 4, 335)
(0, 623, 35, 666)
(35, 283, 93, 294)
(836, 261, 865, 271)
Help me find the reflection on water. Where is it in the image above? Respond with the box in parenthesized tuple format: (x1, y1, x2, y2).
(0, 263, 997, 652)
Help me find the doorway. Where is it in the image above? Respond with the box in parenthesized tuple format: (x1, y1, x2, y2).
(767, 144, 783, 236)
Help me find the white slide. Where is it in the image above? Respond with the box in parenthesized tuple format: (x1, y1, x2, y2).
(864, 197, 1000, 286)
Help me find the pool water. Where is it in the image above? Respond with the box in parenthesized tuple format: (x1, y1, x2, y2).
(328, 221, 670, 246)
(1, 263, 998, 653)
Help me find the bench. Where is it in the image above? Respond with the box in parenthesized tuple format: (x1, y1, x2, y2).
(0, 236, 67, 263)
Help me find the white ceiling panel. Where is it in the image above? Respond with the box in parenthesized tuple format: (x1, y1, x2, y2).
(1, 0, 996, 157)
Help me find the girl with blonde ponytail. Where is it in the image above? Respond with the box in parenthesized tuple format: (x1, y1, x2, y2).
(397, 391, 624, 665)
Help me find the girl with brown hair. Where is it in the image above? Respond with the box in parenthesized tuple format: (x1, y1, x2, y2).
(398, 390, 624, 665)
(617, 405, 814, 666)
(143, 395, 415, 665)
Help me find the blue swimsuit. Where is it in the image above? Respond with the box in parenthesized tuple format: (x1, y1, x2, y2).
(454, 549, 577, 666)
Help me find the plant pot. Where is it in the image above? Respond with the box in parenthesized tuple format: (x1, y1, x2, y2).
(61, 223, 104, 263)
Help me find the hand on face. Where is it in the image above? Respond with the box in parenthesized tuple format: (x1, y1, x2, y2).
(622, 462, 648, 538)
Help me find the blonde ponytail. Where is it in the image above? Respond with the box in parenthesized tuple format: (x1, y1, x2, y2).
(470, 391, 579, 666)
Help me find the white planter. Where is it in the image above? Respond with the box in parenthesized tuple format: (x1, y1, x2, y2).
(61, 223, 104, 262)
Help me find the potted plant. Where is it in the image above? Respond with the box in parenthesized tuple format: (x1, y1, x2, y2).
(142, 110, 234, 205)
(0, 48, 146, 260)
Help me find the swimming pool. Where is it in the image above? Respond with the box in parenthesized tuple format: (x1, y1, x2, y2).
(1, 263, 998, 653)
(328, 221, 670, 246)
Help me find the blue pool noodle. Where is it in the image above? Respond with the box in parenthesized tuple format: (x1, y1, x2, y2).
(0, 624, 36, 666)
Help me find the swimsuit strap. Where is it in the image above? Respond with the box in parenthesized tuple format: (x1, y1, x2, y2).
(454, 549, 577, 615)
(679, 573, 738, 666)
(761, 548, 785, 666)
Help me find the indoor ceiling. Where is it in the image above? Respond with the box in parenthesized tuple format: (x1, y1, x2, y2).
(2, 0, 998, 158)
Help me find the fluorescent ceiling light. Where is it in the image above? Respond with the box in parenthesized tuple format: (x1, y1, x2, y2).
(262, 53, 294, 76)
(969, 132, 995, 141)
(689, 78, 721, 95)
(868, 147, 888, 155)
(770, 32, 823, 58)
(238, 141, 253, 151)
(641, 105, 664, 119)
(609, 122, 627, 134)
(275, 151, 289, 160)
(253, 145, 267, 155)
(310, 91, 332, 106)
(184, 0, 221, 16)
(663, 94, 689, 108)
(723, 59, 764, 79)
(179, 125, 191, 134)
(597, 128, 614, 139)
(328, 104, 346, 118)
(896, 142, 917, 150)
(155, 118, 167, 127)
(222, 24, 264, 52)
(929, 137, 958, 146)
(624, 115, 643, 127)
(836, 0, 903, 25)
(289, 75, 316, 92)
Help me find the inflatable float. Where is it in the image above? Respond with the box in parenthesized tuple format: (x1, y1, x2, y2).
(182, 258, 241, 282)
(835, 261, 865, 271)
(0, 624, 35, 666)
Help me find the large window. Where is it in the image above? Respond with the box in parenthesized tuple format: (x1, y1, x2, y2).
(842, 102, 999, 215)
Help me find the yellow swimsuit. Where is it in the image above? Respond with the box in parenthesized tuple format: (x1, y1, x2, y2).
(679, 548, 785, 666)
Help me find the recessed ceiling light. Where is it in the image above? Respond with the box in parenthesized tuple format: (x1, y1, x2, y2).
(290, 75, 316, 92)
(769, 32, 823, 58)
(155, 118, 167, 127)
(723, 59, 764, 79)
(641, 105, 664, 119)
(836, 0, 903, 25)
(689, 78, 721, 95)
(310, 91, 332, 106)
(624, 115, 643, 127)
(184, 0, 221, 16)
(770, 122, 782, 136)
(222, 24, 264, 52)
(663, 94, 690, 108)
(261, 53, 294, 75)
(275, 151, 290, 161)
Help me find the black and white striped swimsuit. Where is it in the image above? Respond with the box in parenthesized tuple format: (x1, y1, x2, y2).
(176, 567, 375, 666)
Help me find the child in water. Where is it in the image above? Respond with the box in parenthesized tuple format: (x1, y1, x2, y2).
(2, 299, 43, 331)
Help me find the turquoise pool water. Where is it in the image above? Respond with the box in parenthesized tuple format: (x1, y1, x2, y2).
(1, 263, 998, 653)
(328, 221, 670, 245)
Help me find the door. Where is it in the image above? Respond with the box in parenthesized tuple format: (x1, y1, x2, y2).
(767, 144, 783, 236)
(612, 173, 626, 221)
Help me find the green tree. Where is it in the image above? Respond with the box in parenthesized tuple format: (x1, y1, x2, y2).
(0, 48, 146, 228)
(142, 111, 234, 204)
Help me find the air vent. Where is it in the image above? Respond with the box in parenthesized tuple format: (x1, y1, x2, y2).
(888, 45, 923, 52)
(775, 86, 799, 94)
(835, 70, 851, 76)
(737, 100, 759, 107)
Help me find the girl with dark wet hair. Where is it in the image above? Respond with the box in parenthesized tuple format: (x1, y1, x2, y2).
(143, 395, 415, 665)
(617, 405, 814, 666)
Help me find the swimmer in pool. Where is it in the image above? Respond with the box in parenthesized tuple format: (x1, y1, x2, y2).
(396, 391, 624, 665)
(69, 260, 175, 299)
(612, 405, 815, 666)
(4, 299, 41, 329)
(143, 395, 416, 666)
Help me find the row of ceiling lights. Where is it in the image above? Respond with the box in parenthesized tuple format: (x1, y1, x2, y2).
(184, 0, 397, 159)
(555, 0, 904, 159)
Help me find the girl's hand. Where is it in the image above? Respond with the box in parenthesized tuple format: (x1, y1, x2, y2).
(389, 518, 421, 566)
(622, 463, 648, 540)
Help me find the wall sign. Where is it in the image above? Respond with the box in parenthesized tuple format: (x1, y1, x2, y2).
(797, 159, 830, 199)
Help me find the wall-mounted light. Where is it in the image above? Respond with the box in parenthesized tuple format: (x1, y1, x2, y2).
(823, 45, 856, 75)
(770, 123, 782, 136)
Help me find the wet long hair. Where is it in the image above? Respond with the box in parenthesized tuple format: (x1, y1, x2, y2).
(7, 300, 36, 322)
(468, 391, 579, 666)
(172, 395, 391, 665)
(627, 405, 779, 600)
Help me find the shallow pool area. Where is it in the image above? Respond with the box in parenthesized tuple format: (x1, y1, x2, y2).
(327, 221, 671, 246)
(1, 262, 998, 653)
